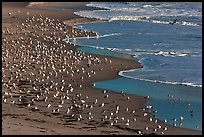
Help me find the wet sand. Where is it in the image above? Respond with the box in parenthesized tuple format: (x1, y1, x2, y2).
(2, 2, 202, 135)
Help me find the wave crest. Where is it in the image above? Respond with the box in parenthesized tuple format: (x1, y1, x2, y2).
(118, 69, 202, 88)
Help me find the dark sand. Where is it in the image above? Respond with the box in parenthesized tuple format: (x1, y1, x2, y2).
(2, 2, 202, 135)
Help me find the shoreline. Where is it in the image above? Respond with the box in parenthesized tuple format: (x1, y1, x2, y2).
(2, 2, 201, 135)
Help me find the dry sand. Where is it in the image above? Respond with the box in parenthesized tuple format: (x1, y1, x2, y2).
(2, 2, 202, 135)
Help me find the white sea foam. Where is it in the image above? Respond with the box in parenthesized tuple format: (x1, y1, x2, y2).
(126, 49, 192, 58)
(155, 51, 190, 57)
(86, 2, 202, 17)
(181, 21, 200, 27)
(75, 10, 201, 27)
(86, 2, 112, 10)
(143, 4, 153, 8)
(110, 16, 200, 27)
(74, 2, 201, 27)
(110, 15, 150, 21)
(65, 32, 123, 44)
(118, 69, 202, 88)
(100, 33, 123, 38)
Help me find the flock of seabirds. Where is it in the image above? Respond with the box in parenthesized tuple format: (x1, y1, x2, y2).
(2, 11, 197, 135)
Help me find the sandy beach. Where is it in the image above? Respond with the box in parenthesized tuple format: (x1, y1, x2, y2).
(2, 2, 202, 135)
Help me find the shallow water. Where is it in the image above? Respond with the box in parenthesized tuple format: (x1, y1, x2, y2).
(77, 47, 135, 60)
(92, 77, 202, 131)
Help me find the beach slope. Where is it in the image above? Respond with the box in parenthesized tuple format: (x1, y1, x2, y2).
(2, 2, 201, 135)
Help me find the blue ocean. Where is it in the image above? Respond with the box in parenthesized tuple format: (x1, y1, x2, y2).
(68, 2, 202, 131)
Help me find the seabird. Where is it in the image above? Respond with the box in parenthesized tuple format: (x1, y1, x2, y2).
(169, 19, 177, 25)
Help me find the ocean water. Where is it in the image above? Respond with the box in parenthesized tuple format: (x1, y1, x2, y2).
(66, 2, 202, 131)
(72, 2, 202, 87)
(76, 47, 135, 60)
(92, 77, 202, 131)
